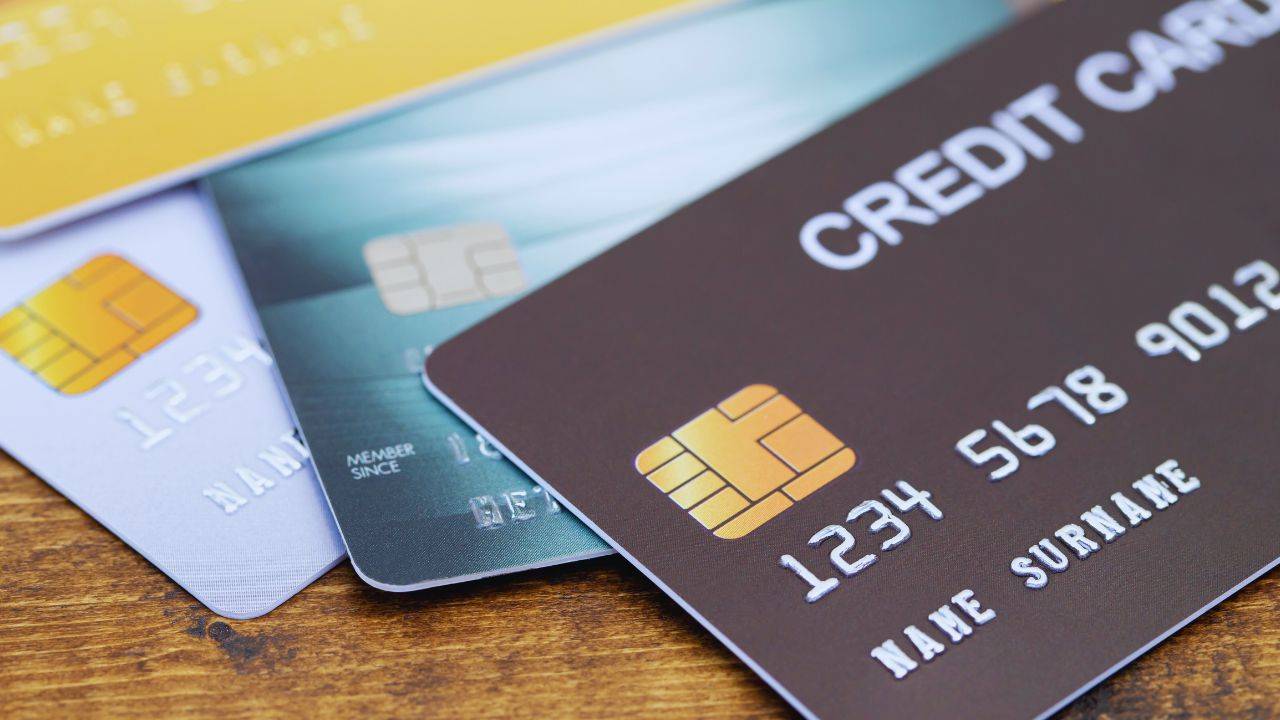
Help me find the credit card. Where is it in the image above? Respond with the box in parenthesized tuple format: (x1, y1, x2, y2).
(0, 189, 344, 619)
(207, 0, 1013, 591)
(425, 0, 1280, 717)
(0, 0, 711, 240)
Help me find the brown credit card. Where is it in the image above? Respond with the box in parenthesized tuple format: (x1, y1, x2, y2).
(425, 0, 1280, 717)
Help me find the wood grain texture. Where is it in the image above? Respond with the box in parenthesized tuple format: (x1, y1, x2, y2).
(1, 451, 1276, 719)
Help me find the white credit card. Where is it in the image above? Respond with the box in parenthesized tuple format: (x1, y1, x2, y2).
(0, 188, 344, 619)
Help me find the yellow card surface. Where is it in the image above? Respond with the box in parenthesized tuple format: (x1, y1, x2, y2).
(0, 0, 709, 240)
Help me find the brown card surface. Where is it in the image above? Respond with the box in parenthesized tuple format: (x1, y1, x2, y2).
(426, 1, 1280, 717)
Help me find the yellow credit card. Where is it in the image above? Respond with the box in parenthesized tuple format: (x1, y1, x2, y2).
(0, 0, 711, 240)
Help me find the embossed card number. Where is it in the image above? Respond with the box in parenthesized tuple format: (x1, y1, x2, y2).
(116, 335, 271, 451)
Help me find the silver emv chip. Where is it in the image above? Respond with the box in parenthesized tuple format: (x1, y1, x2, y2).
(362, 222, 526, 315)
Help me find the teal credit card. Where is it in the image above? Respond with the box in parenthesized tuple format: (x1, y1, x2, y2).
(206, 0, 1012, 590)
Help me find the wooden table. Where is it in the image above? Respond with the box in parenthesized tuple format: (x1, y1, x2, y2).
(2, 452, 1276, 718)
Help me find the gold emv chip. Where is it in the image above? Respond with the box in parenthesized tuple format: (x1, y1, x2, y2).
(0, 254, 196, 395)
(636, 385, 855, 539)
